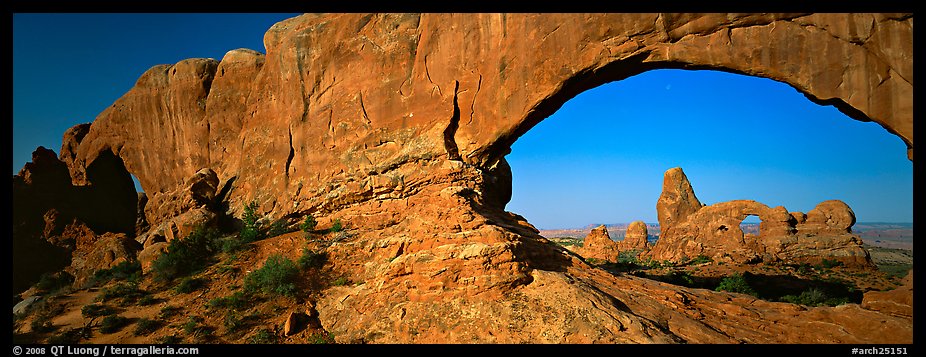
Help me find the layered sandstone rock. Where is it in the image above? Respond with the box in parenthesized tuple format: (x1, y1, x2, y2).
(18, 13, 913, 343)
(648, 168, 873, 267)
(578, 222, 651, 262)
(861, 270, 913, 317)
(656, 168, 705, 230)
(621, 220, 650, 252)
(578, 225, 620, 262)
(66, 232, 142, 288)
(58, 14, 913, 230)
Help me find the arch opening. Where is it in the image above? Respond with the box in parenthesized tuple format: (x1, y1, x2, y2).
(79, 150, 139, 237)
(502, 68, 913, 233)
(479, 58, 912, 168)
(741, 215, 761, 237)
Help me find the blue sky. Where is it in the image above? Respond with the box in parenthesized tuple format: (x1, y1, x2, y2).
(13, 14, 913, 227)
(506, 69, 913, 228)
(12, 13, 300, 178)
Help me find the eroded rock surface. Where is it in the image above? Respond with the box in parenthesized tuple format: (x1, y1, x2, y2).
(578, 225, 620, 262)
(621, 220, 651, 252)
(648, 168, 874, 268)
(16, 13, 913, 343)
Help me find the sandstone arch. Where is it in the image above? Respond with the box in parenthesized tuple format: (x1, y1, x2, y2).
(43, 13, 912, 343)
(61, 13, 912, 226)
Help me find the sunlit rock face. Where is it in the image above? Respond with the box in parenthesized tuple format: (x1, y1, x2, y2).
(648, 168, 874, 268)
(19, 13, 911, 343)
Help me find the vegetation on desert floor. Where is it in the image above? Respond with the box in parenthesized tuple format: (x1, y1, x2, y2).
(569, 244, 906, 308)
(12, 202, 352, 345)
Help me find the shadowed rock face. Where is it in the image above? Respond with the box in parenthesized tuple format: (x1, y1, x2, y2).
(648, 168, 874, 268)
(25, 13, 912, 343)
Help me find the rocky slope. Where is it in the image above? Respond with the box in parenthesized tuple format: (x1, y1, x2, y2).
(13, 13, 913, 344)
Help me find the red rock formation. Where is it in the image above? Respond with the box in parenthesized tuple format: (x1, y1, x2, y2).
(578, 225, 620, 262)
(861, 270, 913, 317)
(656, 168, 705, 231)
(60, 14, 913, 229)
(24, 13, 912, 343)
(648, 168, 874, 268)
(67, 232, 142, 287)
(620, 220, 650, 252)
(12, 147, 75, 293)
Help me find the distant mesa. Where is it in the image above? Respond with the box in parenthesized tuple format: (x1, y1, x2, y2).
(646, 167, 874, 268)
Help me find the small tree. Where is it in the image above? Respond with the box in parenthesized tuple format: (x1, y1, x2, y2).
(300, 214, 317, 233)
(151, 225, 219, 282)
(715, 273, 757, 296)
(239, 201, 262, 243)
(329, 219, 343, 233)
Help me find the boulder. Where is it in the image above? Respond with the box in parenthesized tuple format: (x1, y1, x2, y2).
(67, 233, 142, 287)
(138, 242, 170, 275)
(619, 221, 650, 252)
(578, 225, 619, 262)
(861, 270, 913, 317)
(187, 168, 220, 205)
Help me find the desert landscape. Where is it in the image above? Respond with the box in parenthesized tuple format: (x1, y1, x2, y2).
(12, 13, 913, 345)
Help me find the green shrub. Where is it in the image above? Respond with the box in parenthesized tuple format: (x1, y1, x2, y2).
(36, 271, 74, 293)
(138, 295, 158, 306)
(174, 277, 206, 294)
(793, 263, 814, 275)
(208, 291, 249, 311)
(26, 299, 66, 334)
(47, 327, 89, 344)
(151, 225, 220, 282)
(332, 277, 350, 286)
(99, 315, 129, 334)
(223, 311, 245, 333)
(92, 261, 141, 285)
(688, 255, 713, 265)
(182, 316, 212, 337)
(133, 318, 161, 336)
(715, 273, 757, 296)
(158, 334, 182, 344)
(309, 331, 335, 344)
(81, 304, 116, 319)
(780, 287, 851, 307)
(666, 271, 695, 287)
(239, 201, 263, 243)
(329, 219, 343, 233)
(267, 219, 291, 238)
(158, 305, 181, 319)
(30, 316, 55, 333)
(819, 259, 843, 269)
(616, 250, 642, 265)
(220, 236, 246, 253)
(244, 255, 299, 297)
(248, 328, 278, 344)
(98, 282, 146, 305)
(298, 248, 327, 269)
(300, 215, 317, 233)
